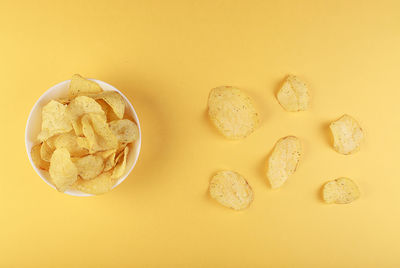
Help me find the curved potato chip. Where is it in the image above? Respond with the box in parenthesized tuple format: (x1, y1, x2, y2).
(95, 149, 117, 172)
(209, 170, 253, 210)
(40, 141, 54, 162)
(329, 114, 364, 155)
(208, 86, 260, 139)
(323, 177, 360, 204)
(45, 135, 58, 150)
(111, 146, 129, 179)
(31, 144, 50, 170)
(73, 171, 115, 195)
(74, 155, 104, 180)
(49, 148, 78, 192)
(54, 132, 88, 157)
(81, 113, 118, 153)
(267, 136, 302, 189)
(109, 119, 139, 144)
(91, 91, 125, 119)
(96, 99, 120, 122)
(76, 137, 90, 150)
(38, 100, 72, 141)
(69, 74, 103, 97)
(277, 75, 310, 112)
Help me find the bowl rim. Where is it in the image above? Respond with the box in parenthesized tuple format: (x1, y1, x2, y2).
(25, 78, 142, 196)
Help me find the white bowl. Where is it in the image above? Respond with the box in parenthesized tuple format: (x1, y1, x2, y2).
(25, 78, 142, 196)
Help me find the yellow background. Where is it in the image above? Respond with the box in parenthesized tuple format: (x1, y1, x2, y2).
(1, 0, 399, 267)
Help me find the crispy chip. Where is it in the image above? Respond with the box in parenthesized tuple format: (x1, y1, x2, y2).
(69, 74, 103, 97)
(40, 141, 54, 162)
(45, 135, 58, 149)
(38, 100, 72, 141)
(31, 144, 50, 170)
(91, 91, 125, 119)
(74, 155, 104, 180)
(95, 149, 117, 172)
(76, 137, 90, 150)
(329, 114, 364, 155)
(109, 119, 139, 144)
(49, 148, 78, 192)
(111, 146, 129, 179)
(322, 177, 360, 204)
(96, 99, 120, 122)
(54, 132, 88, 157)
(208, 86, 260, 139)
(209, 170, 253, 210)
(277, 75, 310, 112)
(81, 113, 119, 153)
(73, 171, 115, 195)
(67, 96, 106, 136)
(267, 136, 302, 189)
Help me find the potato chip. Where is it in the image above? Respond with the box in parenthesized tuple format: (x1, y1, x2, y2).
(277, 75, 310, 112)
(209, 170, 253, 210)
(76, 137, 90, 150)
(81, 113, 119, 153)
(208, 86, 260, 139)
(49, 148, 78, 192)
(38, 100, 72, 141)
(322, 177, 360, 204)
(112, 146, 129, 179)
(54, 132, 88, 157)
(40, 141, 54, 162)
(31, 144, 50, 170)
(109, 119, 139, 144)
(91, 91, 125, 119)
(69, 74, 103, 97)
(74, 155, 104, 180)
(96, 99, 119, 122)
(95, 149, 117, 172)
(267, 136, 302, 189)
(67, 96, 106, 136)
(72, 171, 115, 195)
(329, 114, 364, 155)
(45, 135, 58, 149)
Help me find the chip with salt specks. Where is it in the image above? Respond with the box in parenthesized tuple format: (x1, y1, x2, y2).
(112, 146, 129, 179)
(322, 177, 360, 204)
(277, 75, 310, 112)
(73, 171, 115, 195)
(109, 119, 139, 144)
(74, 155, 104, 180)
(329, 114, 364, 155)
(37, 100, 72, 142)
(49, 148, 78, 192)
(97, 99, 120, 122)
(31, 144, 50, 171)
(69, 74, 103, 97)
(91, 91, 125, 119)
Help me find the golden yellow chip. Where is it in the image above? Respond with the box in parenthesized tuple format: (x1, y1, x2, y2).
(31, 144, 50, 170)
(69, 74, 103, 97)
(111, 146, 129, 179)
(40, 141, 54, 162)
(322, 177, 360, 204)
(95, 149, 117, 172)
(49, 148, 78, 192)
(54, 132, 88, 157)
(37, 100, 72, 141)
(208, 86, 260, 139)
(109, 119, 139, 144)
(329, 114, 364, 155)
(209, 170, 253, 210)
(74, 155, 104, 180)
(81, 113, 119, 153)
(267, 136, 302, 189)
(73, 171, 115, 195)
(277, 75, 310, 112)
(67, 96, 106, 136)
(76, 137, 90, 150)
(91, 91, 125, 119)
(96, 99, 120, 122)
(45, 135, 58, 149)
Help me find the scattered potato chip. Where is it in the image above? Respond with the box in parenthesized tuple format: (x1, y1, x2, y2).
(49, 148, 78, 192)
(277, 75, 310, 112)
(208, 86, 260, 139)
(38, 100, 72, 141)
(40, 141, 54, 162)
(69, 74, 103, 97)
(31, 144, 50, 170)
(91, 91, 125, 119)
(322, 177, 360, 204)
(329, 114, 364, 155)
(97, 99, 120, 122)
(67, 96, 106, 136)
(267, 136, 302, 189)
(81, 113, 118, 153)
(209, 170, 253, 210)
(54, 132, 88, 157)
(74, 155, 104, 180)
(72, 171, 115, 195)
(109, 119, 139, 144)
(112, 146, 129, 179)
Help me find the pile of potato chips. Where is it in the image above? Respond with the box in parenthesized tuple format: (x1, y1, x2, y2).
(31, 74, 139, 195)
